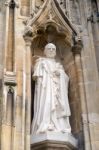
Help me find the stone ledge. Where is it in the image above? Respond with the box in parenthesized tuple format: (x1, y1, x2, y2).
(4, 71, 17, 86)
(31, 132, 78, 150)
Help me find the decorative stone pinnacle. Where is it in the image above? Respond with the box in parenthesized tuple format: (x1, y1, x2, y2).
(47, 0, 54, 21)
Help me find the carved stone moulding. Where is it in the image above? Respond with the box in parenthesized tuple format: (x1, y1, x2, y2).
(31, 132, 77, 150)
(4, 72, 17, 86)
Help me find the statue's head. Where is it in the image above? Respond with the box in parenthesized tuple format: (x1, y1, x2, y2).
(44, 43, 56, 58)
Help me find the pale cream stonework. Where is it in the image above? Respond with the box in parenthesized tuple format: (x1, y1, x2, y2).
(0, 0, 99, 150)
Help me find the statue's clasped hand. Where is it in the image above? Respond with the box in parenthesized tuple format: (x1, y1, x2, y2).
(54, 70, 60, 76)
(32, 75, 37, 81)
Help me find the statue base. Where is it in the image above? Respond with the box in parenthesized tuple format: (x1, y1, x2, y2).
(31, 132, 77, 150)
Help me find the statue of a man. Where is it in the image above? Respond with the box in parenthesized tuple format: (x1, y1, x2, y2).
(31, 43, 71, 134)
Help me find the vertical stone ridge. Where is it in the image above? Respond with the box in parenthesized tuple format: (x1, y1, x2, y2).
(0, 1, 5, 149)
(6, 0, 15, 71)
(20, 0, 30, 16)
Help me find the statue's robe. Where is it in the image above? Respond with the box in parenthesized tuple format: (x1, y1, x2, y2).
(31, 57, 71, 134)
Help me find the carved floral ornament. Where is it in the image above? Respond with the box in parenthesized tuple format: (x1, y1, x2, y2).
(23, 23, 67, 38)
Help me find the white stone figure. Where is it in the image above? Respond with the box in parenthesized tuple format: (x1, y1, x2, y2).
(31, 43, 71, 135)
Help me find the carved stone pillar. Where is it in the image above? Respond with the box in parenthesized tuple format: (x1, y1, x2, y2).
(24, 36, 32, 150)
(1, 72, 17, 150)
(72, 39, 91, 150)
(4, 0, 18, 72)
(1, 1, 18, 150)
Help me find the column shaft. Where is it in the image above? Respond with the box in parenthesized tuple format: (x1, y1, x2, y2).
(24, 37, 32, 150)
(74, 53, 91, 150)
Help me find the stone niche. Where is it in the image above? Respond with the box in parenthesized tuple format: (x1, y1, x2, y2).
(30, 24, 80, 150)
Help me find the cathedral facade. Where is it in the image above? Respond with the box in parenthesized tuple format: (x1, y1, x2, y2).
(0, 0, 99, 150)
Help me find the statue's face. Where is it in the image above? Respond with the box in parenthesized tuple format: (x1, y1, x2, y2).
(44, 43, 56, 58)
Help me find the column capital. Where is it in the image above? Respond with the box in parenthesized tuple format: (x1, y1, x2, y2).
(23, 36, 33, 47)
(5, 0, 19, 8)
(23, 25, 33, 37)
(4, 72, 17, 86)
(72, 37, 83, 55)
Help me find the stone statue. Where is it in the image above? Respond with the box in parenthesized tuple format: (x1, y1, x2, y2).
(31, 43, 71, 135)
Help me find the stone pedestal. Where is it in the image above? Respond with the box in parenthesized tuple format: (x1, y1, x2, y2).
(31, 132, 77, 150)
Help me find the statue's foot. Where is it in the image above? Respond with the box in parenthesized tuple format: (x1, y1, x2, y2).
(61, 129, 71, 133)
(48, 124, 55, 131)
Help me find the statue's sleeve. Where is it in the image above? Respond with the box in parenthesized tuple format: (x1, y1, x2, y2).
(59, 67, 69, 91)
(33, 58, 43, 78)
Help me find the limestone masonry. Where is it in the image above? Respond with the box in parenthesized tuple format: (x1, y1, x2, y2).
(0, 0, 99, 150)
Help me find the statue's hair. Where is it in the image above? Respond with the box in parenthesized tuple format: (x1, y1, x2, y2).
(44, 43, 56, 50)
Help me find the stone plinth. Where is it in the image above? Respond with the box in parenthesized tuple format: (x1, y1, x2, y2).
(31, 132, 77, 150)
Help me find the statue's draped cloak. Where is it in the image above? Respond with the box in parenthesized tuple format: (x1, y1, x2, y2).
(31, 58, 71, 134)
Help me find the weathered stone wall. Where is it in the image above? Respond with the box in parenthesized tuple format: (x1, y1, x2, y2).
(0, 0, 99, 150)
(78, 0, 99, 149)
(20, 0, 30, 16)
(0, 1, 6, 149)
(61, 46, 84, 150)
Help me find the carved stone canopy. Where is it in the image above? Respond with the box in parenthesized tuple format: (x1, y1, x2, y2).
(23, 0, 77, 47)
